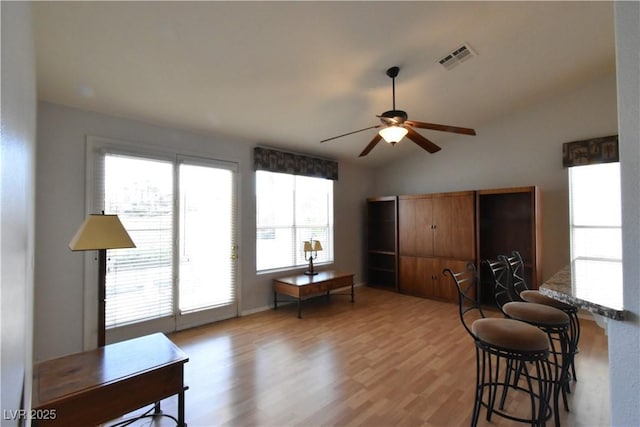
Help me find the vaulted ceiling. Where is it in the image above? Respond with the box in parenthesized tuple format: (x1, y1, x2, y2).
(32, 1, 616, 167)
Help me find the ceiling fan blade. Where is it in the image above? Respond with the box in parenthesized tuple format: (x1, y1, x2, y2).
(320, 125, 382, 143)
(405, 120, 476, 136)
(405, 127, 441, 153)
(359, 134, 383, 157)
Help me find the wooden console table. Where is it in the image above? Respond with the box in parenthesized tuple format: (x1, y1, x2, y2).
(32, 333, 188, 426)
(273, 270, 354, 318)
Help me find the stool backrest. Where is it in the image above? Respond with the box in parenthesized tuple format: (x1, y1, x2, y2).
(482, 258, 516, 314)
(501, 250, 529, 295)
(443, 262, 483, 338)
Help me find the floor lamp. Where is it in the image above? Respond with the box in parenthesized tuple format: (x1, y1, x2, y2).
(69, 213, 135, 347)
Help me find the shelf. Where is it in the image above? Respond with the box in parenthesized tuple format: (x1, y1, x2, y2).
(369, 266, 396, 274)
(477, 186, 541, 302)
(368, 250, 396, 256)
(367, 197, 398, 291)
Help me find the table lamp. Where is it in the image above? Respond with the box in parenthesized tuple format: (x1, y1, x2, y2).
(303, 238, 323, 275)
(69, 213, 135, 347)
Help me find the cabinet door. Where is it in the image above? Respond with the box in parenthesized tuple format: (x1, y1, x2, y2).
(436, 259, 470, 303)
(399, 256, 434, 298)
(398, 199, 416, 255)
(399, 197, 434, 257)
(433, 193, 475, 259)
(415, 197, 434, 257)
(400, 256, 470, 302)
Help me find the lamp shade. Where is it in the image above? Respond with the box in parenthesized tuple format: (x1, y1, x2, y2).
(303, 240, 323, 252)
(69, 214, 136, 251)
(379, 125, 408, 143)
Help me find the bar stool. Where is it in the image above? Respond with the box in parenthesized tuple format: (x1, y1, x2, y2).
(501, 251, 581, 383)
(444, 263, 553, 427)
(484, 258, 571, 427)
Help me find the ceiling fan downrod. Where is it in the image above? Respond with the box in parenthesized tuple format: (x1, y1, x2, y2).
(387, 66, 400, 111)
(379, 66, 407, 125)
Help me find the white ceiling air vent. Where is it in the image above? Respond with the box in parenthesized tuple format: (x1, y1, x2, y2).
(438, 43, 477, 70)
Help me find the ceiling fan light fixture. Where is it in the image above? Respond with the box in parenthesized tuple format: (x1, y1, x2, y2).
(379, 125, 408, 144)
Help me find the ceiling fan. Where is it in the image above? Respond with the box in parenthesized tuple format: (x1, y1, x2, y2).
(320, 66, 476, 157)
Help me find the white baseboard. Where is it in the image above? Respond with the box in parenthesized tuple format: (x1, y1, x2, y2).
(240, 305, 272, 316)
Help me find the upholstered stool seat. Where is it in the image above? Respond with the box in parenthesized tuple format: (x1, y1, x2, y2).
(472, 317, 550, 352)
(503, 301, 571, 326)
(520, 290, 574, 310)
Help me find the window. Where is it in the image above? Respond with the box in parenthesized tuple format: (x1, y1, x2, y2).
(569, 162, 622, 263)
(89, 137, 238, 338)
(256, 171, 333, 272)
(568, 161, 622, 306)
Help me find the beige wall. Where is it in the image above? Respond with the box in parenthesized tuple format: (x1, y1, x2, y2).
(1, 1, 37, 422)
(372, 72, 619, 281)
(609, 2, 640, 424)
(34, 102, 374, 360)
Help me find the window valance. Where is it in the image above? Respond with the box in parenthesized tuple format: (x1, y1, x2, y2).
(254, 147, 338, 180)
(562, 135, 618, 168)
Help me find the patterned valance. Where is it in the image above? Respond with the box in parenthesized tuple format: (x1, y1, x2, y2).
(562, 135, 619, 168)
(254, 147, 338, 180)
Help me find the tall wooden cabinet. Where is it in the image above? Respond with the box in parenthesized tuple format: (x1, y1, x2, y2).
(365, 187, 541, 306)
(476, 186, 542, 305)
(398, 191, 475, 302)
(366, 197, 398, 290)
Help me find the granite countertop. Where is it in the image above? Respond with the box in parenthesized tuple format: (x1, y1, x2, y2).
(539, 260, 625, 320)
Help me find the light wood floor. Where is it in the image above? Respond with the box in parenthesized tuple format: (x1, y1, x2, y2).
(116, 286, 609, 427)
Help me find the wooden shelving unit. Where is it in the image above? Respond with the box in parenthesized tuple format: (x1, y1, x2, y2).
(476, 186, 542, 305)
(366, 197, 398, 291)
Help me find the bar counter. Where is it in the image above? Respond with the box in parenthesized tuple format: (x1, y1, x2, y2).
(539, 260, 625, 320)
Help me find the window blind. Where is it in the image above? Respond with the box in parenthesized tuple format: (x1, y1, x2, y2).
(102, 153, 175, 327)
(256, 170, 333, 272)
(178, 158, 237, 313)
(569, 162, 622, 262)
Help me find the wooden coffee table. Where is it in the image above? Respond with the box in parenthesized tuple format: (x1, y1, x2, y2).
(32, 333, 188, 426)
(273, 270, 355, 318)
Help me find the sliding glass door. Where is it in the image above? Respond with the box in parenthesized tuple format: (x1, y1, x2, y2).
(94, 141, 238, 342)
